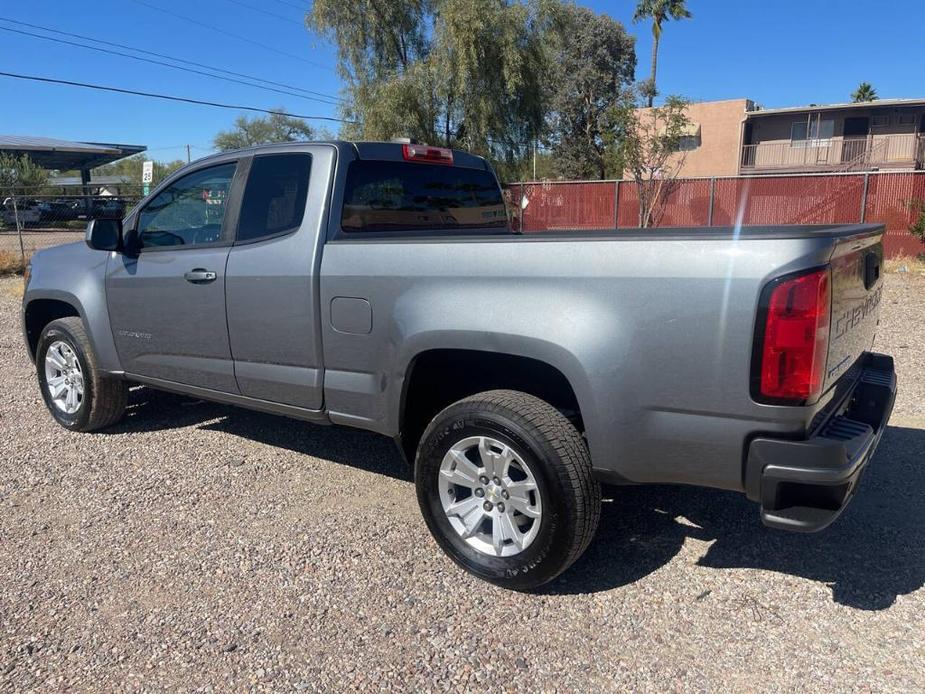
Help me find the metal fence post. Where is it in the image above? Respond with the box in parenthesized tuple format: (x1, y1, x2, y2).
(614, 180, 620, 229)
(708, 177, 716, 226)
(520, 182, 526, 232)
(860, 172, 870, 223)
(11, 194, 26, 269)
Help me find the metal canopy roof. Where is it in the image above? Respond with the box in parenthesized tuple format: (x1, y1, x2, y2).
(0, 134, 146, 170)
(49, 174, 135, 187)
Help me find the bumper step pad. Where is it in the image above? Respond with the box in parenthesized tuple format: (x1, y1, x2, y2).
(745, 353, 897, 533)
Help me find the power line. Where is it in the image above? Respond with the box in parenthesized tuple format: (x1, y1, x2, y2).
(130, 0, 332, 71)
(268, 0, 312, 10)
(0, 25, 343, 107)
(223, 0, 305, 26)
(0, 17, 343, 104)
(144, 143, 214, 152)
(0, 71, 355, 123)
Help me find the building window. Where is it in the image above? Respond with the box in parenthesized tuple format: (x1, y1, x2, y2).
(676, 135, 701, 151)
(897, 112, 916, 126)
(871, 114, 890, 128)
(791, 117, 834, 148)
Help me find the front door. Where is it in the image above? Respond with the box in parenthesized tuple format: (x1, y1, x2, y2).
(842, 117, 870, 163)
(106, 161, 242, 392)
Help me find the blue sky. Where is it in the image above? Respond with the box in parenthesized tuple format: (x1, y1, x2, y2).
(1, 0, 923, 164)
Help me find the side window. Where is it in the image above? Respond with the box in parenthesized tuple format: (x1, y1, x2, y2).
(137, 163, 236, 248)
(237, 153, 312, 243)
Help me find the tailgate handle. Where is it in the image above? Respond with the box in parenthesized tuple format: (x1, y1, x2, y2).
(863, 253, 880, 290)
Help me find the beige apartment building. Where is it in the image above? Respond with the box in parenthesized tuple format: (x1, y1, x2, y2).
(741, 99, 925, 174)
(647, 97, 925, 178)
(635, 98, 755, 177)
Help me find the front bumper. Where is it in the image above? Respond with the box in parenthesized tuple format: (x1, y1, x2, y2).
(744, 352, 896, 533)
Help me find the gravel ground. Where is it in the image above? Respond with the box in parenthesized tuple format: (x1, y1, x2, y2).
(1, 273, 924, 692)
(0, 231, 83, 258)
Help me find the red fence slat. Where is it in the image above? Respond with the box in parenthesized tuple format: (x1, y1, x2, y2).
(507, 172, 925, 258)
(711, 175, 865, 227)
(864, 172, 925, 258)
(519, 181, 615, 232)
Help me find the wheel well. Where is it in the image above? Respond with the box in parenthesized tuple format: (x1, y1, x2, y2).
(23, 299, 80, 359)
(399, 349, 582, 462)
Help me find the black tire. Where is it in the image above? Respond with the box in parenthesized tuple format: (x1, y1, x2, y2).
(36, 317, 127, 432)
(415, 389, 601, 590)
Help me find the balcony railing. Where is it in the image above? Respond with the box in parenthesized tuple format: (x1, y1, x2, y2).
(741, 134, 924, 172)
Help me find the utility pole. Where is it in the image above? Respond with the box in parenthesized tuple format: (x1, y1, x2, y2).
(186, 144, 191, 163)
(533, 139, 537, 180)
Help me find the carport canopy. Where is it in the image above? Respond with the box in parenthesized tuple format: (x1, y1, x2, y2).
(0, 134, 146, 177)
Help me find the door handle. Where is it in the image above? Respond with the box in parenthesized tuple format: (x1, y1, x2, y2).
(184, 269, 217, 284)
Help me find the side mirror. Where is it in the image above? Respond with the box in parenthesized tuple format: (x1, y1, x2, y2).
(85, 218, 122, 252)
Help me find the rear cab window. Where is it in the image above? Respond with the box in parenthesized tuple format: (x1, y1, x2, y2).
(341, 160, 509, 234)
(237, 153, 312, 243)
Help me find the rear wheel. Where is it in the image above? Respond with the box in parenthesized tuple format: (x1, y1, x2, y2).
(415, 390, 600, 590)
(36, 317, 127, 432)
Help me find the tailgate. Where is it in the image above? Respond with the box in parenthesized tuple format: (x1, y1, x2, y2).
(824, 230, 884, 392)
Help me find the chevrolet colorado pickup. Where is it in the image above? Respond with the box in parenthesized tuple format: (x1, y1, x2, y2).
(22, 141, 896, 589)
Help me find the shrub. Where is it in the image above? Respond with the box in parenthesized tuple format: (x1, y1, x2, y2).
(0, 250, 28, 276)
(906, 199, 925, 242)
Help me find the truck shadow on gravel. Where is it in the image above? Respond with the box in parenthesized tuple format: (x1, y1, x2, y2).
(111, 388, 922, 610)
(549, 425, 925, 610)
(106, 387, 410, 481)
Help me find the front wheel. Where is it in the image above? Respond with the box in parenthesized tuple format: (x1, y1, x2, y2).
(415, 390, 601, 590)
(36, 317, 127, 432)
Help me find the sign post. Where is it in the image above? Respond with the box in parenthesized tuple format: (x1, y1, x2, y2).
(142, 161, 154, 196)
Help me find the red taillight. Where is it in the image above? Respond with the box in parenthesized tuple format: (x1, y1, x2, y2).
(757, 268, 831, 404)
(402, 143, 454, 165)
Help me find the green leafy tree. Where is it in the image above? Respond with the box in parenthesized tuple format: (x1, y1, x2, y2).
(307, 0, 433, 140)
(612, 90, 691, 227)
(0, 153, 49, 196)
(213, 110, 315, 151)
(851, 82, 878, 103)
(547, 4, 636, 180)
(307, 0, 550, 168)
(308, 0, 432, 81)
(633, 0, 692, 107)
(434, 0, 547, 152)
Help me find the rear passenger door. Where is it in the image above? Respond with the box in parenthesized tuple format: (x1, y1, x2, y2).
(225, 149, 328, 410)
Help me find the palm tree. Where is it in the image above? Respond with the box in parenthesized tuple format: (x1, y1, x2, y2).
(633, 0, 692, 107)
(851, 82, 878, 103)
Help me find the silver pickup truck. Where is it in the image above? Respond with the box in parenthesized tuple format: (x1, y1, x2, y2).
(21, 141, 896, 589)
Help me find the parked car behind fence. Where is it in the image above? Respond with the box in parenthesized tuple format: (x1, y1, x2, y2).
(1, 194, 142, 259)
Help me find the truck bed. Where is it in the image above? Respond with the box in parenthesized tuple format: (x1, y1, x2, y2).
(323, 222, 885, 492)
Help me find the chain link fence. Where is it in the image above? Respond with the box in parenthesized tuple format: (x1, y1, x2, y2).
(1, 191, 143, 273)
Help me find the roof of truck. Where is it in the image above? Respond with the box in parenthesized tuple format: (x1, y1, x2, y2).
(197, 140, 492, 170)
